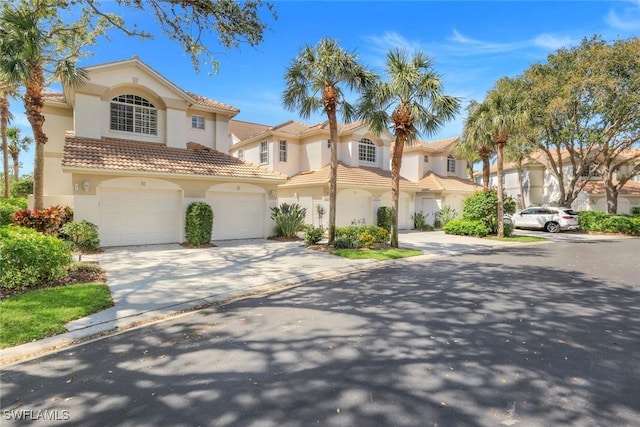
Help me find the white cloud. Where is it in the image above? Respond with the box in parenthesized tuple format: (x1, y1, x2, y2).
(533, 34, 575, 51)
(605, 0, 640, 31)
(362, 31, 424, 55)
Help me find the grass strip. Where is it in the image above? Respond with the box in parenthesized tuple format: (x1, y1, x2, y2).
(331, 248, 423, 260)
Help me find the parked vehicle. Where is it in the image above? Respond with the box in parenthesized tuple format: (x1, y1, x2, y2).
(510, 207, 579, 233)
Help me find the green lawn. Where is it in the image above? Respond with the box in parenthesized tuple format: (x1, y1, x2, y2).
(487, 235, 547, 243)
(331, 248, 423, 260)
(0, 284, 113, 348)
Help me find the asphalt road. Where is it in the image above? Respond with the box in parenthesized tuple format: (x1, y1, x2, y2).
(2, 237, 639, 426)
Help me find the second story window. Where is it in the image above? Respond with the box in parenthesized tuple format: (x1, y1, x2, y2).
(237, 149, 244, 161)
(260, 141, 268, 164)
(424, 155, 429, 163)
(191, 115, 205, 130)
(447, 155, 456, 173)
(110, 94, 157, 136)
(279, 140, 288, 162)
(359, 138, 376, 163)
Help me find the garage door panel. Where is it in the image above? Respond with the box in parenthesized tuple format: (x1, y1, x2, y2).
(100, 189, 181, 246)
(208, 192, 265, 240)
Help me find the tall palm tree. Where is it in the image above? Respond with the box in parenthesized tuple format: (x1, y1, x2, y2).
(457, 100, 495, 190)
(6, 127, 33, 181)
(463, 77, 528, 237)
(358, 49, 459, 247)
(0, 81, 16, 198)
(282, 38, 376, 243)
(0, 2, 89, 208)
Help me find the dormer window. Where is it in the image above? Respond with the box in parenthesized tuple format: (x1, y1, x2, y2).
(447, 155, 456, 173)
(359, 138, 376, 163)
(191, 115, 205, 130)
(110, 94, 157, 135)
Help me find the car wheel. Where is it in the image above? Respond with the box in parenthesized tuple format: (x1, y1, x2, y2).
(545, 222, 560, 233)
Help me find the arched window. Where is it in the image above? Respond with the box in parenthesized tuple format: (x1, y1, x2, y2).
(447, 155, 456, 173)
(110, 94, 157, 135)
(359, 138, 376, 163)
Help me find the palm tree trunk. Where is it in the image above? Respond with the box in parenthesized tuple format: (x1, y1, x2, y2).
(516, 162, 526, 209)
(24, 66, 47, 209)
(326, 94, 339, 244)
(481, 155, 490, 190)
(390, 136, 405, 248)
(496, 142, 505, 237)
(1, 97, 9, 198)
(11, 152, 19, 180)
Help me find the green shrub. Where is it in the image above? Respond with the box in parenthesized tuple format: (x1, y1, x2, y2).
(61, 221, 100, 260)
(334, 225, 389, 248)
(0, 226, 72, 289)
(271, 203, 306, 238)
(11, 205, 73, 236)
(0, 198, 27, 226)
(579, 210, 640, 235)
(332, 236, 361, 249)
(185, 202, 214, 245)
(10, 178, 33, 198)
(435, 205, 458, 227)
(462, 190, 516, 234)
(304, 226, 325, 245)
(411, 211, 433, 231)
(504, 220, 514, 237)
(377, 207, 392, 231)
(442, 219, 489, 237)
(631, 206, 640, 216)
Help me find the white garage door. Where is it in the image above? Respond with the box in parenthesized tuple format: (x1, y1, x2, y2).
(208, 192, 265, 240)
(337, 191, 372, 226)
(100, 189, 181, 246)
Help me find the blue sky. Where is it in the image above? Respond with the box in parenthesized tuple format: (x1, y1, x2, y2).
(8, 0, 640, 176)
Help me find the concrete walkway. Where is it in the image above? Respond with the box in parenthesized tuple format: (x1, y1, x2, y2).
(0, 231, 526, 365)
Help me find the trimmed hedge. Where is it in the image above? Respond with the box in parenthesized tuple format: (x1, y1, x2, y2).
(579, 211, 640, 236)
(442, 219, 489, 237)
(185, 202, 214, 245)
(0, 226, 72, 289)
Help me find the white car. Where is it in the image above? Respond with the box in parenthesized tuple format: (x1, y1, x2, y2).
(510, 207, 580, 233)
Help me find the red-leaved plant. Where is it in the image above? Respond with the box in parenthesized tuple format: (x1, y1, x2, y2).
(12, 205, 74, 236)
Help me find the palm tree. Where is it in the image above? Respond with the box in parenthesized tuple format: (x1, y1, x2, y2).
(463, 78, 528, 237)
(6, 127, 33, 181)
(457, 100, 495, 190)
(358, 49, 459, 247)
(282, 38, 375, 243)
(0, 3, 89, 208)
(0, 81, 16, 198)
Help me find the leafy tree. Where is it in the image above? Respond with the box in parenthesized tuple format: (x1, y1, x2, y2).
(282, 38, 375, 243)
(6, 127, 32, 181)
(85, 0, 276, 73)
(358, 49, 459, 247)
(462, 77, 527, 237)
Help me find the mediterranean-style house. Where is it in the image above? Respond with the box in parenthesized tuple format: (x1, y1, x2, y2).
(229, 121, 479, 229)
(481, 150, 640, 213)
(40, 56, 286, 246)
(38, 56, 478, 246)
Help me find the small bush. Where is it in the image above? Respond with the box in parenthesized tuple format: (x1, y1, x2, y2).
(435, 205, 458, 227)
(377, 207, 392, 231)
(61, 221, 100, 260)
(462, 190, 516, 234)
(0, 198, 27, 226)
(185, 202, 214, 245)
(11, 205, 73, 236)
(631, 206, 640, 216)
(579, 211, 640, 236)
(271, 203, 306, 238)
(332, 236, 361, 249)
(10, 178, 33, 198)
(442, 219, 489, 237)
(0, 226, 72, 289)
(334, 225, 389, 248)
(411, 211, 433, 231)
(503, 221, 514, 237)
(304, 226, 324, 246)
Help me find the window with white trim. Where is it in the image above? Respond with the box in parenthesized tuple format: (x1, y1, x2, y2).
(260, 141, 268, 164)
(358, 138, 376, 163)
(447, 155, 456, 173)
(191, 115, 205, 130)
(110, 94, 157, 135)
(237, 149, 244, 161)
(279, 140, 287, 162)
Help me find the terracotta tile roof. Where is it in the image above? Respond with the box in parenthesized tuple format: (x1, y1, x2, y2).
(184, 91, 239, 114)
(280, 162, 421, 190)
(418, 171, 480, 192)
(43, 92, 66, 103)
(62, 135, 286, 181)
(404, 136, 460, 154)
(229, 120, 272, 140)
(582, 179, 640, 196)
